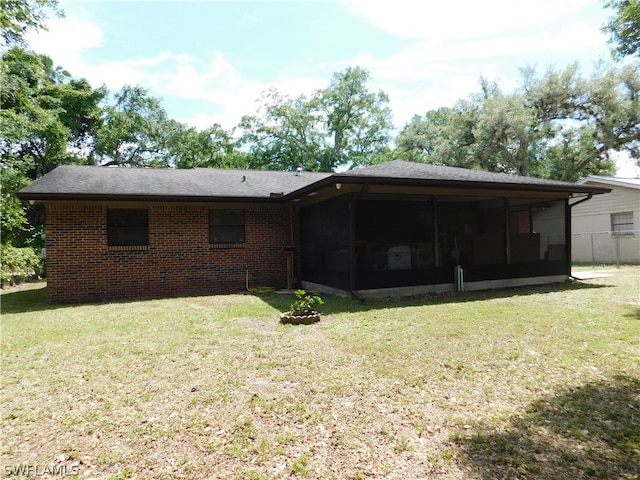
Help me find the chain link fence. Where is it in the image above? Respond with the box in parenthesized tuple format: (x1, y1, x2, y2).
(571, 230, 640, 266)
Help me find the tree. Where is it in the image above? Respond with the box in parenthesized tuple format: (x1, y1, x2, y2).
(239, 67, 393, 172)
(316, 67, 393, 170)
(0, 157, 33, 242)
(523, 62, 639, 179)
(94, 86, 248, 169)
(1, 47, 105, 243)
(1, 48, 106, 175)
(395, 63, 639, 181)
(51, 78, 106, 160)
(0, 0, 63, 48)
(238, 89, 327, 171)
(94, 85, 177, 167)
(171, 124, 249, 169)
(396, 107, 478, 169)
(396, 109, 454, 162)
(603, 0, 640, 59)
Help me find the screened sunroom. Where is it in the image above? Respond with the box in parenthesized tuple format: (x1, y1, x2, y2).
(299, 193, 569, 295)
(294, 161, 603, 297)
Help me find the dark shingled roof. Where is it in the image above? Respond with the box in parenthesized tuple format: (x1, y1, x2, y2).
(318, 160, 610, 196)
(18, 160, 609, 201)
(18, 165, 332, 202)
(339, 160, 605, 191)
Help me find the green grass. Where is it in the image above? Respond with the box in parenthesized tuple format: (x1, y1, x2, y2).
(1, 266, 638, 479)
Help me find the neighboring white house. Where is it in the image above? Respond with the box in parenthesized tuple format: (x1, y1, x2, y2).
(572, 176, 640, 264)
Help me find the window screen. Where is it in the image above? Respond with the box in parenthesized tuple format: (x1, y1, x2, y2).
(107, 209, 149, 246)
(210, 209, 245, 244)
(612, 212, 634, 235)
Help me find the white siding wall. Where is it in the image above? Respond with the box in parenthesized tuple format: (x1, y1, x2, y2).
(533, 201, 566, 259)
(571, 182, 640, 263)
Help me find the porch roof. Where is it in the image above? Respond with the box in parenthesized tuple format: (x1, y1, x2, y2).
(329, 160, 611, 196)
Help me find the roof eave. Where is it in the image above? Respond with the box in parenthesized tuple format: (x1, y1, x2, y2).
(579, 176, 640, 189)
(16, 192, 290, 204)
(283, 175, 612, 199)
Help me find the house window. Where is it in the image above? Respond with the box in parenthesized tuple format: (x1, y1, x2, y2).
(210, 209, 245, 244)
(611, 212, 634, 235)
(107, 209, 149, 246)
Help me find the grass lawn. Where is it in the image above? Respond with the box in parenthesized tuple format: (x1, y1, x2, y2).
(1, 267, 639, 479)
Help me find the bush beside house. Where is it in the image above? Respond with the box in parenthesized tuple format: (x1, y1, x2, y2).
(0, 245, 44, 287)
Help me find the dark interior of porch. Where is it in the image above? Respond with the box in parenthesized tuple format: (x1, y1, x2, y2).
(300, 194, 568, 291)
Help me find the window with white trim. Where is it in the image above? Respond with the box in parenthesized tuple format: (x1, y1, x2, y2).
(611, 212, 634, 235)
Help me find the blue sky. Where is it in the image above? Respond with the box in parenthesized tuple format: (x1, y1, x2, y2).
(26, 0, 637, 175)
(28, 0, 616, 128)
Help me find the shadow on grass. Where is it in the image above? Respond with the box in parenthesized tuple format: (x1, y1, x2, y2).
(259, 280, 611, 316)
(453, 375, 640, 479)
(624, 306, 640, 320)
(0, 284, 52, 314)
(0, 279, 610, 316)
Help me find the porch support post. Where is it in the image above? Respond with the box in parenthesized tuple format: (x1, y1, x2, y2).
(504, 198, 511, 264)
(564, 199, 572, 275)
(348, 194, 357, 292)
(433, 196, 440, 268)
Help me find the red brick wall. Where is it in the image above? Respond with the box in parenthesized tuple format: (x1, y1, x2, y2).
(45, 203, 295, 303)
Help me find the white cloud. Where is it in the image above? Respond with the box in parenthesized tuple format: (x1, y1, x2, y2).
(25, 14, 331, 131)
(24, 16, 102, 75)
(365, 25, 606, 73)
(24, 17, 266, 130)
(344, 0, 598, 40)
(178, 112, 225, 132)
(155, 53, 327, 130)
(343, 0, 610, 129)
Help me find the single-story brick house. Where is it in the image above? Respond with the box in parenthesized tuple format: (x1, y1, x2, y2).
(18, 160, 609, 303)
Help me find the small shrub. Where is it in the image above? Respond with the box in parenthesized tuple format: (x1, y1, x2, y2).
(0, 244, 44, 286)
(288, 289, 323, 316)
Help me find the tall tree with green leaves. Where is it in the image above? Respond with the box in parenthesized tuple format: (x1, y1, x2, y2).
(1, 47, 105, 243)
(1, 48, 105, 175)
(94, 86, 247, 169)
(396, 108, 456, 163)
(603, 0, 640, 59)
(239, 67, 393, 172)
(395, 62, 639, 181)
(316, 66, 393, 170)
(238, 89, 327, 171)
(2, 48, 66, 174)
(171, 124, 249, 169)
(94, 85, 177, 167)
(523, 62, 639, 179)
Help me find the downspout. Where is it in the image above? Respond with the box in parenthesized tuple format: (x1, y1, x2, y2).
(568, 193, 593, 209)
(568, 193, 593, 280)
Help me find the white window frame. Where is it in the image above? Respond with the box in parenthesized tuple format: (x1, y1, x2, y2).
(611, 211, 634, 236)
